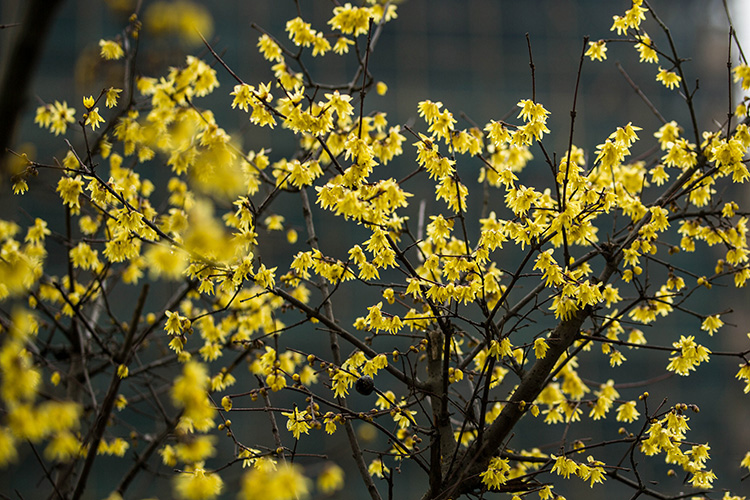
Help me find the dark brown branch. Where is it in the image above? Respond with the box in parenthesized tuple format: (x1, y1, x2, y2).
(0, 0, 66, 175)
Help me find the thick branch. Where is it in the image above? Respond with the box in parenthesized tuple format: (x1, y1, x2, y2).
(436, 253, 621, 499)
(0, 0, 66, 175)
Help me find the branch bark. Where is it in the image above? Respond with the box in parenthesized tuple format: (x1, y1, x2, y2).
(433, 251, 622, 499)
(0, 0, 66, 175)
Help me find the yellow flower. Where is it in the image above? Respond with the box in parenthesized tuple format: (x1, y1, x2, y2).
(56, 176, 84, 211)
(114, 394, 128, 411)
(333, 37, 354, 55)
(286, 229, 298, 244)
(312, 33, 331, 56)
(0, 428, 18, 466)
(624, 3, 648, 30)
(516, 99, 550, 123)
(368, 458, 389, 478)
(44, 431, 79, 462)
(172, 362, 214, 430)
(480, 457, 511, 489)
(281, 407, 312, 439)
(551, 454, 579, 478)
(733, 63, 750, 90)
(40, 101, 76, 135)
(615, 401, 640, 423)
(701, 314, 723, 335)
(257, 34, 283, 62)
(656, 67, 681, 89)
(157, 445, 176, 467)
(99, 39, 124, 60)
(105, 88, 122, 108)
(221, 396, 232, 412)
(12, 178, 28, 195)
(635, 33, 658, 63)
(688, 469, 717, 489)
(266, 372, 287, 392)
(70, 242, 100, 270)
(264, 214, 285, 231)
(240, 463, 310, 500)
(666, 335, 711, 375)
(231, 83, 254, 112)
(324, 90, 354, 118)
(317, 463, 344, 493)
(328, 3, 373, 36)
(417, 100, 443, 123)
(174, 463, 224, 500)
(84, 107, 105, 131)
(578, 458, 607, 487)
(585, 40, 607, 61)
(534, 338, 549, 359)
(611, 15, 628, 35)
(286, 17, 316, 47)
(175, 435, 216, 463)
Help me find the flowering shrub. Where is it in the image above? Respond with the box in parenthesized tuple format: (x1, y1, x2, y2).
(3, 0, 750, 499)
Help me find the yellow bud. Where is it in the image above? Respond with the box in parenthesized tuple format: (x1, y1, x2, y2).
(715, 259, 725, 274)
(221, 396, 232, 412)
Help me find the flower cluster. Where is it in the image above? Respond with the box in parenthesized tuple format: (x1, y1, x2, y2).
(4, 0, 750, 498)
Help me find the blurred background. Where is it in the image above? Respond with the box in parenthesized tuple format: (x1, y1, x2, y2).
(1, 0, 749, 498)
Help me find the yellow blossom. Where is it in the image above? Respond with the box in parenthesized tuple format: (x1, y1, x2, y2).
(635, 33, 658, 63)
(656, 67, 681, 89)
(317, 463, 344, 493)
(534, 338, 549, 359)
(328, 3, 373, 36)
(701, 315, 723, 335)
(480, 457, 511, 489)
(174, 463, 224, 500)
(585, 40, 607, 61)
(257, 34, 283, 62)
(282, 407, 312, 439)
(616, 401, 640, 423)
(551, 454, 579, 478)
(368, 458, 389, 478)
(105, 88, 122, 108)
(99, 39, 124, 60)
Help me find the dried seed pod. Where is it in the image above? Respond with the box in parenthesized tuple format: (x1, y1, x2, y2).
(355, 375, 375, 395)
